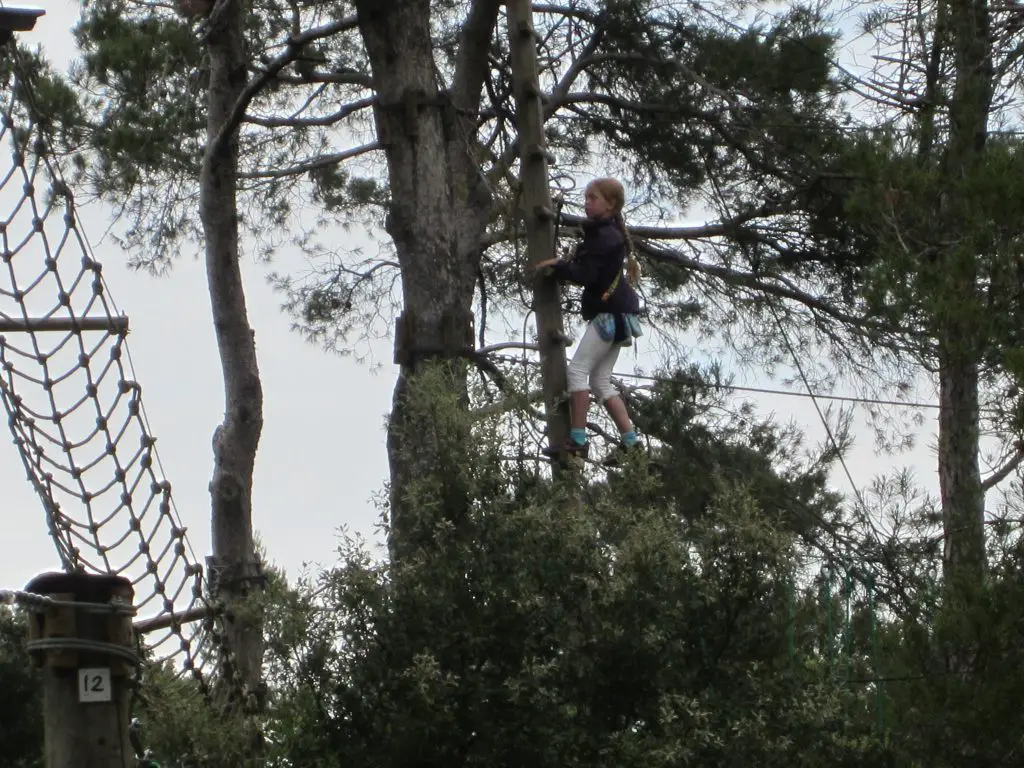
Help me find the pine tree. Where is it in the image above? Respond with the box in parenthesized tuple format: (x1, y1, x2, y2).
(57, 0, 864, 557)
(824, 0, 1024, 595)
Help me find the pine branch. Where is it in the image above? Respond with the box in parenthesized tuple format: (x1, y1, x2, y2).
(238, 141, 380, 179)
(555, 205, 789, 241)
(531, 3, 597, 22)
(489, 17, 608, 185)
(982, 447, 1024, 492)
(243, 97, 375, 128)
(636, 238, 898, 338)
(210, 15, 360, 158)
(269, 70, 373, 88)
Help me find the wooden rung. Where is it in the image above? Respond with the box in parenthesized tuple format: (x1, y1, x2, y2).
(526, 144, 555, 164)
(134, 605, 215, 635)
(0, 316, 129, 333)
(550, 330, 573, 347)
(533, 204, 553, 222)
(516, 19, 533, 37)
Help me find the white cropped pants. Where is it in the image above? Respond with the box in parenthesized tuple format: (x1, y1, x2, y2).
(567, 321, 622, 403)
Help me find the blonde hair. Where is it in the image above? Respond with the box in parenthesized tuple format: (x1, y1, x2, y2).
(587, 177, 641, 284)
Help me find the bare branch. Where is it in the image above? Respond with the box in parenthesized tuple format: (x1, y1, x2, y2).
(269, 70, 373, 88)
(996, 37, 1024, 77)
(244, 96, 376, 128)
(982, 447, 1024, 492)
(636, 239, 895, 336)
(478, 341, 540, 355)
(532, 3, 597, 22)
(548, 26, 605, 108)
(552, 89, 713, 115)
(556, 205, 790, 241)
(210, 15, 361, 157)
(239, 141, 381, 179)
(489, 16, 609, 185)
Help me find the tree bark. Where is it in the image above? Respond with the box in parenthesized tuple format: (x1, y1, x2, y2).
(937, 345, 984, 578)
(937, 0, 993, 587)
(201, 0, 265, 710)
(354, 0, 497, 559)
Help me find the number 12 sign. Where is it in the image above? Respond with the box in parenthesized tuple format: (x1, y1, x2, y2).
(78, 668, 112, 703)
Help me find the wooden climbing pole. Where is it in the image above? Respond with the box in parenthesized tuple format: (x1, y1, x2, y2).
(506, 0, 572, 464)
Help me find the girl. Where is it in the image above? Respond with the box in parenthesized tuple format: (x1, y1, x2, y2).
(534, 177, 643, 466)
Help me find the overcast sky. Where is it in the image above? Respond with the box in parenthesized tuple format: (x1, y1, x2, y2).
(0, 2, 947, 614)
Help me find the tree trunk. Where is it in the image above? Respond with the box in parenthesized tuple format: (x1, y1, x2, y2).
(937, 0, 993, 587)
(937, 344, 984, 579)
(355, 0, 496, 559)
(201, 0, 265, 711)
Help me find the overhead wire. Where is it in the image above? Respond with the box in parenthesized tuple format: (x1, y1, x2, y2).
(485, 346, 916, 608)
(766, 301, 894, 585)
(486, 347, 955, 412)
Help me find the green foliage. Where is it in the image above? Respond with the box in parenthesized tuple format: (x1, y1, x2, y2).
(0, 43, 90, 168)
(130, 663, 256, 768)
(261, 489, 891, 767)
(0, 607, 43, 768)
(387, 362, 479, 539)
(868, 539, 1024, 766)
(621, 365, 845, 537)
(574, 1, 845, 226)
(309, 165, 388, 211)
(5, 375, 1024, 765)
(245, 376, 893, 766)
(73, 2, 205, 173)
(66, 0, 207, 267)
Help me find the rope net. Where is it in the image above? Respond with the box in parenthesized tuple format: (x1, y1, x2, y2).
(0, 63, 222, 689)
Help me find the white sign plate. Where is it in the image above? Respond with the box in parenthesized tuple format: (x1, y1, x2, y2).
(78, 667, 112, 703)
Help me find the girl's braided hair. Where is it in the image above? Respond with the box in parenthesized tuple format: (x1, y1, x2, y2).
(588, 177, 641, 284)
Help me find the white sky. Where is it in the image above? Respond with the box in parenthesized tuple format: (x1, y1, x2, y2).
(0, 2, 951, 611)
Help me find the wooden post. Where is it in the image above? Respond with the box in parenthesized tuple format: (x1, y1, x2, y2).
(23, 572, 136, 768)
(507, 0, 573, 464)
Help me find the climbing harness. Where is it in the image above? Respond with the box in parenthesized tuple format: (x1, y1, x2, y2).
(601, 270, 620, 302)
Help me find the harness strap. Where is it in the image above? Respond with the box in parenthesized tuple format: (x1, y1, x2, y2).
(601, 271, 620, 302)
(601, 238, 636, 302)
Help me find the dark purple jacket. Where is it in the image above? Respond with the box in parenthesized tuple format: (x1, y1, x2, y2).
(551, 216, 641, 320)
